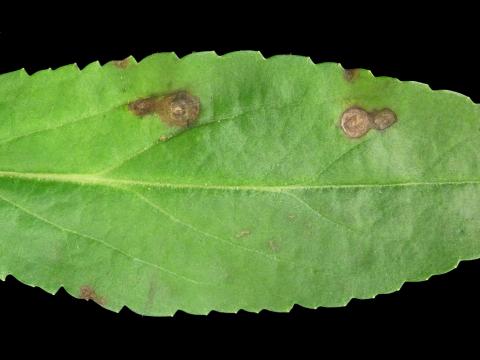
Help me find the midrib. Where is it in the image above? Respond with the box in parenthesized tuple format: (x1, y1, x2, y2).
(0, 170, 478, 192)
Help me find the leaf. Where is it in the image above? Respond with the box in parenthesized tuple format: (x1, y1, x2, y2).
(0, 51, 479, 316)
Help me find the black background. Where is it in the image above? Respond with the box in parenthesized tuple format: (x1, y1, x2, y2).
(0, 10, 479, 340)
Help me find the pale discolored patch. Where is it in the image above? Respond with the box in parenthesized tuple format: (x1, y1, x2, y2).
(235, 229, 251, 239)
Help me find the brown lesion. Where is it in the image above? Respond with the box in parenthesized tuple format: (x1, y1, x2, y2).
(129, 97, 158, 116)
(158, 91, 201, 127)
(340, 107, 371, 138)
(112, 57, 131, 69)
(340, 106, 397, 138)
(128, 90, 200, 128)
(79, 285, 106, 305)
(344, 68, 360, 82)
(370, 108, 397, 130)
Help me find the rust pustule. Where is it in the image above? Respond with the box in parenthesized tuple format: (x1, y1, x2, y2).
(79, 285, 106, 305)
(340, 107, 371, 138)
(344, 68, 360, 82)
(128, 91, 200, 128)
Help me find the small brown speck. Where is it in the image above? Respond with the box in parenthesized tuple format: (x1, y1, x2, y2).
(79, 285, 106, 305)
(340, 107, 371, 138)
(159, 135, 169, 142)
(113, 57, 130, 69)
(344, 68, 359, 82)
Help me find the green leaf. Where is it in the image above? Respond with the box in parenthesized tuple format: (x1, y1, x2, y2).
(0, 51, 479, 315)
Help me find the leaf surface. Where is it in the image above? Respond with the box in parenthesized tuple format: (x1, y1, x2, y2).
(0, 51, 479, 315)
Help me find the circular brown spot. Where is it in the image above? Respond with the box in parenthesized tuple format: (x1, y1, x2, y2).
(340, 107, 371, 138)
(162, 91, 200, 127)
(372, 108, 397, 130)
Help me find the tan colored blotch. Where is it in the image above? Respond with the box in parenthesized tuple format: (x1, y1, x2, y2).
(79, 285, 106, 305)
(128, 91, 200, 128)
(112, 57, 130, 69)
(340, 107, 371, 138)
(371, 108, 397, 130)
(340, 106, 397, 138)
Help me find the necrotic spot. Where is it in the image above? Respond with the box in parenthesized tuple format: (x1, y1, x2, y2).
(128, 97, 158, 116)
(344, 68, 360, 82)
(158, 91, 200, 127)
(79, 285, 106, 305)
(371, 108, 397, 130)
(128, 91, 200, 128)
(340, 107, 371, 138)
(340, 106, 397, 138)
(112, 57, 130, 69)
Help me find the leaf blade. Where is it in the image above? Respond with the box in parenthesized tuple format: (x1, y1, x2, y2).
(0, 51, 479, 315)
